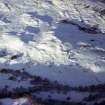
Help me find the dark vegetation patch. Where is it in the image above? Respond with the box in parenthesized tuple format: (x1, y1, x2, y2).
(0, 69, 105, 104)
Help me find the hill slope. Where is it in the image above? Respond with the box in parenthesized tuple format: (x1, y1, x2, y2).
(0, 0, 105, 104)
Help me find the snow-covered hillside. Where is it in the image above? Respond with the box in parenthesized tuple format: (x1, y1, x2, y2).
(0, 0, 105, 104)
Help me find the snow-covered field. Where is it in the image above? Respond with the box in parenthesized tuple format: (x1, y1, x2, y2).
(0, 0, 105, 104)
